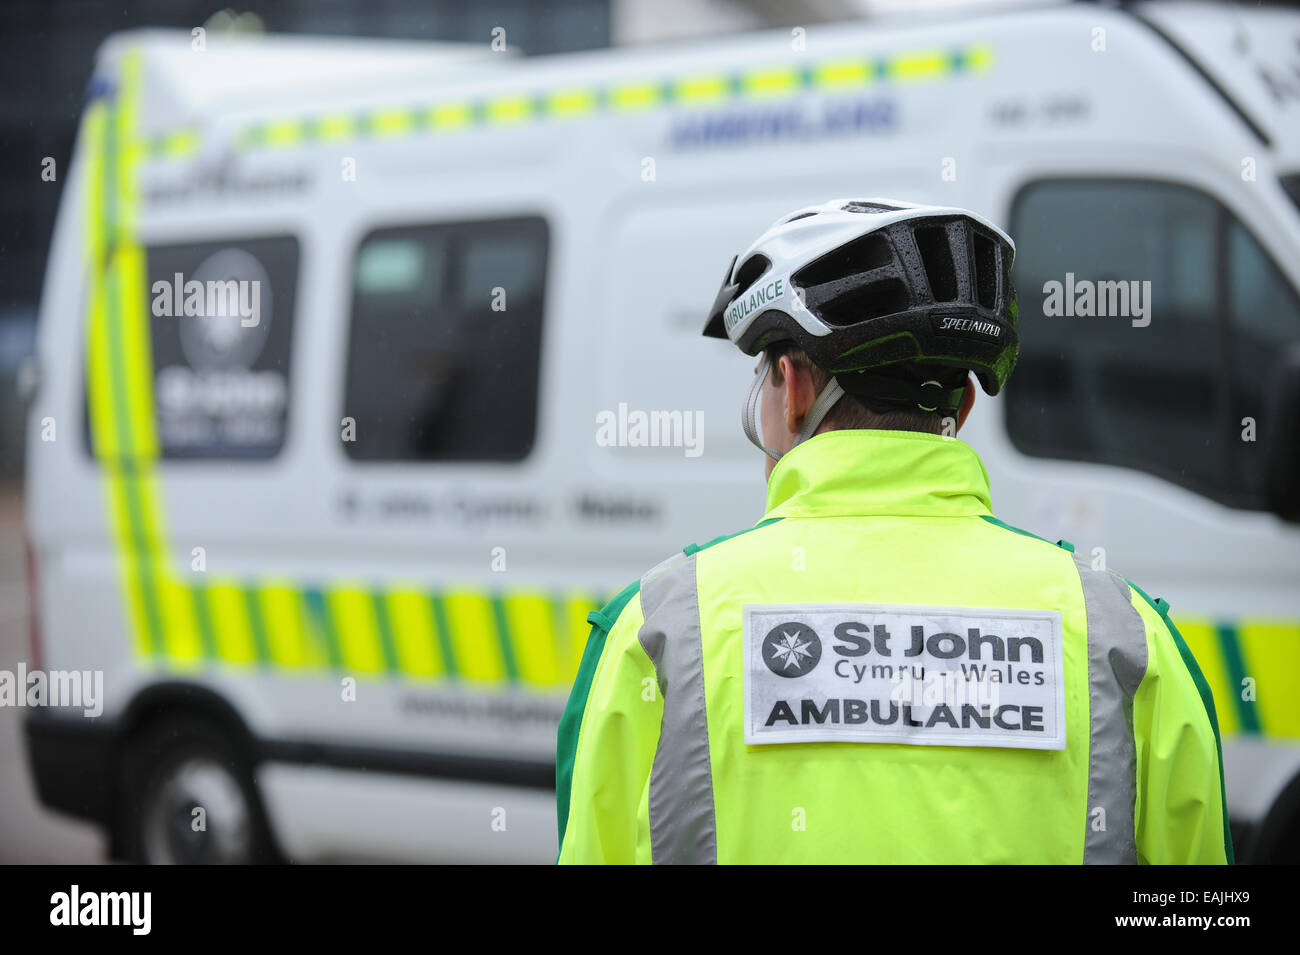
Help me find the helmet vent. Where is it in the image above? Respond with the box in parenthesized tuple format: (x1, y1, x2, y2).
(783, 211, 818, 223)
(817, 278, 909, 326)
(973, 231, 998, 309)
(794, 233, 892, 289)
(914, 225, 958, 302)
(732, 253, 772, 298)
(842, 201, 903, 213)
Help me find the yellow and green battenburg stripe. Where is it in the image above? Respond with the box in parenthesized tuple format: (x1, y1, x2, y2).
(153, 583, 609, 689)
(84, 48, 186, 667)
(232, 43, 996, 153)
(1175, 616, 1300, 740)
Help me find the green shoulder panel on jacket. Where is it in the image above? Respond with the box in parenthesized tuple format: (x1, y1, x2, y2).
(555, 516, 784, 859)
(555, 578, 641, 854)
(979, 514, 1076, 554)
(684, 516, 783, 556)
(1126, 577, 1234, 865)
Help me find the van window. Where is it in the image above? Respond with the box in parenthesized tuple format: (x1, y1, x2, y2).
(1007, 180, 1300, 508)
(343, 216, 547, 462)
(82, 235, 299, 460)
(1226, 220, 1300, 499)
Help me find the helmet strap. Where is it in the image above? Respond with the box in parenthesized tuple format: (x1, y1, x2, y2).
(741, 354, 779, 460)
(742, 353, 846, 462)
(835, 370, 968, 416)
(796, 377, 845, 445)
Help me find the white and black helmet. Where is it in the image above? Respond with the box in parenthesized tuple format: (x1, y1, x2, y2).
(704, 198, 1019, 449)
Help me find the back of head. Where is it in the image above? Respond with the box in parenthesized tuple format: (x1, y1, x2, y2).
(703, 198, 1019, 452)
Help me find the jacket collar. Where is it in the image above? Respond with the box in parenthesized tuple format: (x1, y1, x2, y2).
(763, 429, 993, 520)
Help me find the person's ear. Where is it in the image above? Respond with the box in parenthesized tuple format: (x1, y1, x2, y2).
(781, 355, 813, 435)
(955, 375, 977, 431)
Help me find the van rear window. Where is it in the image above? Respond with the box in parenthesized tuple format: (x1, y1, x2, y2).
(343, 216, 548, 462)
(82, 235, 299, 460)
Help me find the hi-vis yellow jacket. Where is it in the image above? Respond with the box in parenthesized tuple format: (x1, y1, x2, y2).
(555, 430, 1232, 864)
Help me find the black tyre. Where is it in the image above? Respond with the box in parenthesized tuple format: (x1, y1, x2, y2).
(119, 715, 280, 864)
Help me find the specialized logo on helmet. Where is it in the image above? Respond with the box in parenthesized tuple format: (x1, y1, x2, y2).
(725, 278, 784, 334)
(762, 622, 822, 677)
(936, 315, 1001, 338)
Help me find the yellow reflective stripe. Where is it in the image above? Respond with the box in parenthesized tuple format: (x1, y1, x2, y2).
(386, 588, 444, 679)
(161, 129, 199, 157)
(964, 43, 995, 72)
(264, 118, 304, 147)
(115, 242, 159, 458)
(114, 55, 142, 234)
(443, 590, 506, 682)
(101, 465, 151, 658)
(86, 296, 119, 459)
(207, 580, 258, 664)
(370, 107, 413, 138)
(316, 113, 355, 141)
(503, 593, 559, 687)
(812, 58, 872, 90)
(1237, 621, 1300, 739)
(1172, 618, 1238, 736)
(546, 88, 597, 116)
(158, 574, 203, 666)
(888, 49, 949, 81)
(428, 102, 473, 129)
(559, 592, 599, 685)
(81, 105, 107, 266)
(122, 140, 149, 170)
(84, 135, 121, 462)
(742, 66, 800, 98)
(609, 82, 662, 111)
(328, 586, 386, 674)
(129, 470, 165, 566)
(261, 582, 326, 669)
(486, 95, 533, 124)
(674, 74, 729, 104)
(86, 296, 120, 458)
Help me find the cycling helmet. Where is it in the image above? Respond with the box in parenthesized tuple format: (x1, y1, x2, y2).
(703, 197, 1019, 459)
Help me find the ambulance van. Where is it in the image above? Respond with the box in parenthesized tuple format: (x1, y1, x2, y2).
(23, 0, 1300, 862)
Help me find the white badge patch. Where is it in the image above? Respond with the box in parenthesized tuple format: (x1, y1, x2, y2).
(743, 603, 1065, 750)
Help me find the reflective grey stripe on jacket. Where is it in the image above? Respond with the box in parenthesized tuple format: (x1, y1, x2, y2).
(1073, 557, 1150, 864)
(637, 553, 718, 864)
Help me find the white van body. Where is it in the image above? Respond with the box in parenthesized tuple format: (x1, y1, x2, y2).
(25, 0, 1300, 862)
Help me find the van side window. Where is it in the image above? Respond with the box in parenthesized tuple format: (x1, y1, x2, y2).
(1007, 180, 1300, 509)
(344, 216, 548, 462)
(81, 235, 299, 460)
(1227, 220, 1300, 499)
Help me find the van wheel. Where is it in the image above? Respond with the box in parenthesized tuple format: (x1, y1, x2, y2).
(120, 716, 279, 864)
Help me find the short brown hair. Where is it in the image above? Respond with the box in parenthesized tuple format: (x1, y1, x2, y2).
(765, 342, 950, 435)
